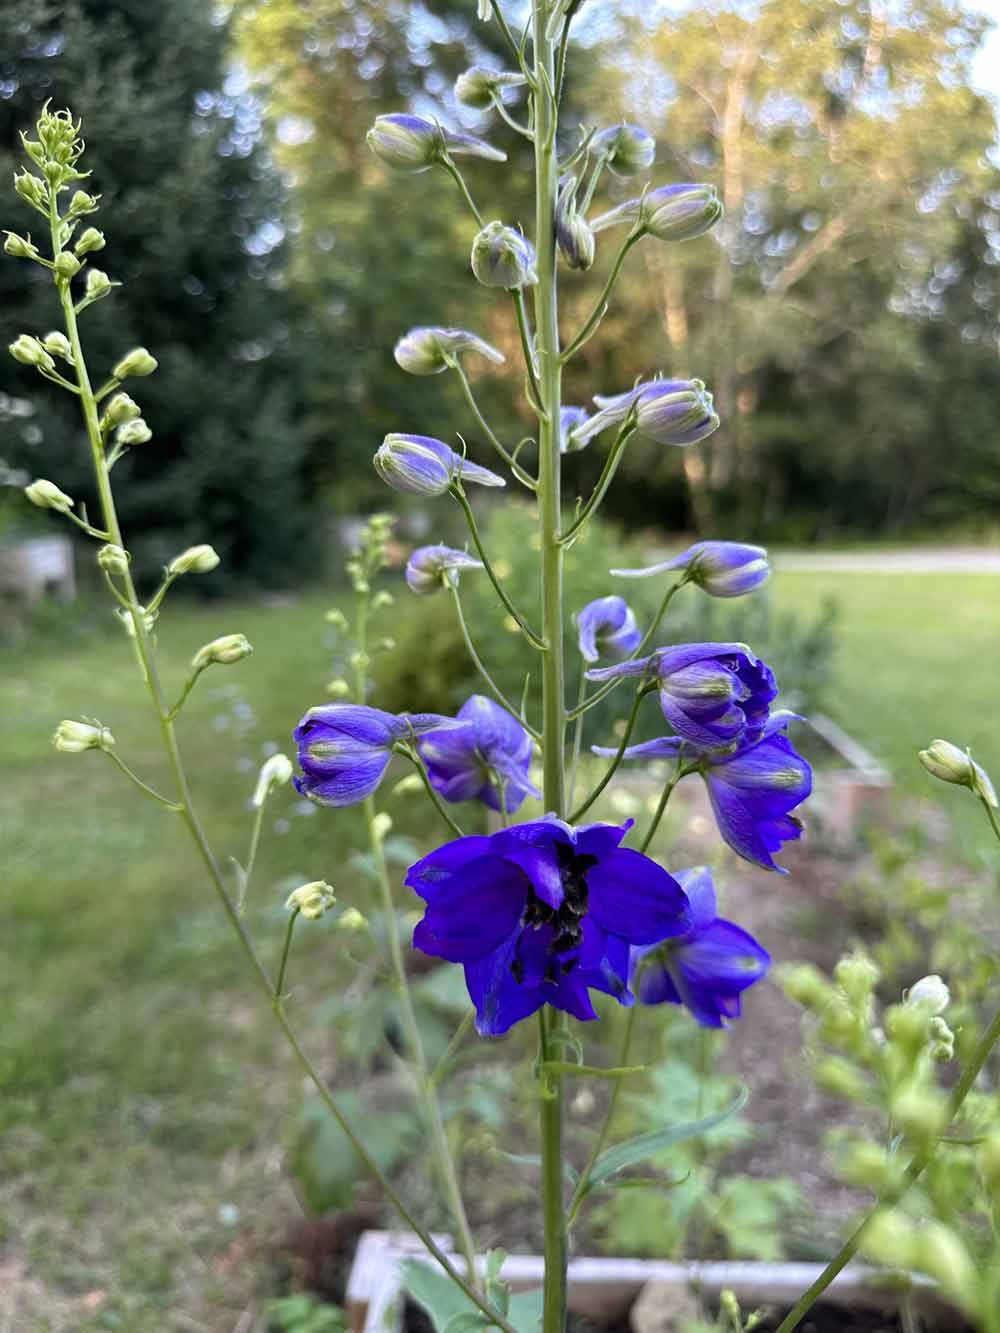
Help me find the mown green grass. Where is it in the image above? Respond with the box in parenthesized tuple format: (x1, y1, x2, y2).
(2, 567, 997, 1327)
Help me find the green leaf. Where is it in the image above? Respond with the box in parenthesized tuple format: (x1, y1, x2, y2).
(540, 1061, 647, 1079)
(591, 1171, 690, 1193)
(496, 1150, 579, 1187)
(442, 1316, 491, 1333)
(587, 1087, 748, 1189)
(403, 1260, 541, 1333)
(289, 1093, 419, 1213)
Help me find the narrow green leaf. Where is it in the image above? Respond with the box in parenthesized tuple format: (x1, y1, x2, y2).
(496, 1150, 579, 1187)
(540, 1060, 647, 1079)
(588, 1087, 748, 1188)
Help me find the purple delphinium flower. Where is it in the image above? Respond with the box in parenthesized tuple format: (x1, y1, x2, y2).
(576, 596, 641, 663)
(374, 433, 506, 495)
(559, 405, 590, 453)
(571, 378, 719, 449)
(587, 642, 777, 751)
(407, 815, 692, 1035)
(632, 867, 770, 1027)
(294, 704, 458, 807)
(612, 541, 770, 599)
(593, 714, 812, 872)
(417, 694, 540, 814)
(405, 545, 484, 595)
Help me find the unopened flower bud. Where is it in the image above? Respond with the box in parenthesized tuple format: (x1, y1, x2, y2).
(891, 1084, 949, 1145)
(53, 719, 114, 753)
(613, 541, 770, 599)
(67, 190, 98, 217)
(191, 634, 253, 670)
(42, 331, 72, 358)
(834, 952, 880, 1008)
(905, 975, 950, 1015)
(53, 251, 82, 280)
(471, 221, 538, 289)
(101, 393, 141, 429)
(913, 1224, 976, 1301)
(10, 335, 54, 370)
(25, 478, 73, 512)
(115, 419, 152, 447)
(97, 544, 131, 576)
(592, 183, 723, 244)
(112, 347, 158, 379)
(74, 227, 105, 255)
(815, 1056, 869, 1102)
(325, 678, 352, 698)
(861, 1209, 917, 1270)
(391, 774, 425, 797)
(371, 590, 395, 610)
(455, 67, 527, 110)
(168, 544, 220, 577)
(591, 123, 656, 176)
(4, 232, 39, 259)
(252, 753, 294, 807)
(286, 880, 336, 920)
(928, 1016, 954, 1062)
(115, 605, 157, 638)
(14, 172, 46, 207)
(578, 378, 719, 449)
(393, 326, 504, 375)
(838, 1140, 897, 1192)
(85, 268, 112, 299)
(367, 113, 505, 172)
(324, 608, 349, 631)
(405, 544, 484, 594)
(919, 739, 997, 807)
(718, 1292, 740, 1324)
(560, 406, 591, 453)
(885, 1001, 931, 1057)
(778, 962, 833, 1012)
(372, 813, 393, 842)
(555, 174, 595, 271)
(337, 907, 367, 931)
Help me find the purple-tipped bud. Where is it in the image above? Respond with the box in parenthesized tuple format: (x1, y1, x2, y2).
(612, 541, 770, 599)
(576, 596, 641, 663)
(559, 406, 591, 454)
(555, 175, 595, 271)
(374, 433, 506, 496)
(406, 544, 485, 594)
(455, 67, 528, 111)
(471, 221, 538, 289)
(574, 378, 719, 448)
(366, 113, 506, 173)
(394, 327, 504, 376)
(593, 184, 722, 243)
(591, 123, 656, 177)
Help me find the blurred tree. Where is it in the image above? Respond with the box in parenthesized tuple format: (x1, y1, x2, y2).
(0, 0, 313, 586)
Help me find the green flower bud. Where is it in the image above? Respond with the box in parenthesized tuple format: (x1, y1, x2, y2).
(471, 221, 538, 289)
(14, 172, 46, 207)
(455, 67, 527, 111)
(115, 605, 158, 638)
(890, 1084, 949, 1146)
(101, 393, 141, 430)
(391, 774, 425, 798)
(53, 719, 114, 753)
(53, 251, 82, 280)
(324, 608, 349, 631)
(112, 347, 158, 379)
(167, 544, 220, 576)
(191, 634, 253, 670)
(325, 678, 352, 699)
(885, 1002, 931, 1057)
(42, 331, 72, 359)
(861, 1209, 917, 1270)
(837, 1140, 897, 1192)
(905, 974, 950, 1015)
(25, 478, 73, 512)
(337, 907, 367, 931)
(815, 1056, 869, 1102)
(778, 962, 833, 1012)
(84, 268, 112, 299)
(371, 590, 395, 610)
(97, 544, 131, 576)
(115, 419, 152, 447)
(835, 952, 880, 1008)
(285, 880, 336, 921)
(919, 739, 997, 807)
(371, 812, 393, 842)
(252, 753, 294, 807)
(3, 232, 39, 259)
(928, 1016, 955, 1062)
(67, 190, 98, 217)
(74, 227, 106, 255)
(912, 1224, 976, 1303)
(9, 335, 55, 370)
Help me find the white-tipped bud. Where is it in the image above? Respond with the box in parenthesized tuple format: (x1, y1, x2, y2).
(913, 1224, 977, 1302)
(4, 232, 40, 260)
(325, 678, 352, 699)
(252, 753, 294, 807)
(115, 605, 157, 638)
(53, 251, 82, 280)
(324, 608, 349, 631)
(905, 974, 950, 1015)
(25, 478, 73, 512)
(455, 67, 527, 111)
(85, 268, 112, 300)
(371, 590, 395, 610)
(286, 880, 336, 920)
(337, 907, 367, 931)
(53, 719, 114, 753)
(115, 419, 152, 447)
(390, 774, 425, 798)
(101, 393, 141, 430)
(167, 544, 220, 577)
(74, 227, 106, 255)
(9, 335, 54, 370)
(42, 331, 72, 358)
(14, 172, 46, 207)
(919, 739, 997, 807)
(861, 1209, 917, 1270)
(191, 634, 253, 670)
(471, 221, 538, 289)
(371, 812, 393, 842)
(67, 190, 98, 217)
(97, 544, 131, 576)
(112, 347, 158, 379)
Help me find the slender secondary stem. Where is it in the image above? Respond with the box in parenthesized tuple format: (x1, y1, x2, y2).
(239, 799, 268, 910)
(452, 360, 537, 489)
(274, 908, 299, 1001)
(440, 157, 484, 227)
(452, 485, 546, 648)
(561, 232, 639, 363)
(639, 762, 689, 854)
(429, 1008, 476, 1089)
(403, 748, 467, 838)
(104, 748, 182, 811)
(569, 687, 646, 823)
(567, 1005, 636, 1224)
(449, 585, 541, 740)
(513, 289, 545, 412)
(560, 422, 635, 544)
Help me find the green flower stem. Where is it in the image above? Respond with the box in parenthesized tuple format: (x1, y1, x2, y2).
(491, 94, 533, 140)
(146, 571, 178, 615)
(569, 687, 646, 823)
(561, 231, 639, 363)
(531, 3, 569, 1327)
(567, 672, 588, 807)
(440, 157, 485, 228)
(274, 907, 300, 1001)
(568, 582, 683, 720)
(449, 585, 541, 740)
(566, 1005, 636, 1226)
(403, 747, 467, 838)
(63, 507, 110, 540)
(639, 762, 689, 854)
(238, 797, 268, 911)
(166, 664, 206, 721)
(777, 794, 1000, 1330)
(577, 151, 609, 216)
(490, 0, 536, 83)
(513, 289, 545, 414)
(103, 748, 182, 811)
(452, 485, 547, 649)
(429, 1008, 476, 1089)
(49, 200, 503, 1330)
(451, 360, 537, 490)
(559, 421, 636, 545)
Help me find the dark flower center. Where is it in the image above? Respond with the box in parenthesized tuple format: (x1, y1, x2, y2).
(512, 842, 599, 985)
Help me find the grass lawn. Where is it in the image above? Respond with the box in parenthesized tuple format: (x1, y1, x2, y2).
(2, 565, 997, 1327)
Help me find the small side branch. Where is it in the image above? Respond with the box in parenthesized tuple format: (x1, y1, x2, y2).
(451, 485, 546, 649)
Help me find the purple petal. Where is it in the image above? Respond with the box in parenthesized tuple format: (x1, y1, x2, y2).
(294, 752, 391, 806)
(588, 849, 691, 945)
(412, 854, 526, 962)
(674, 867, 717, 929)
